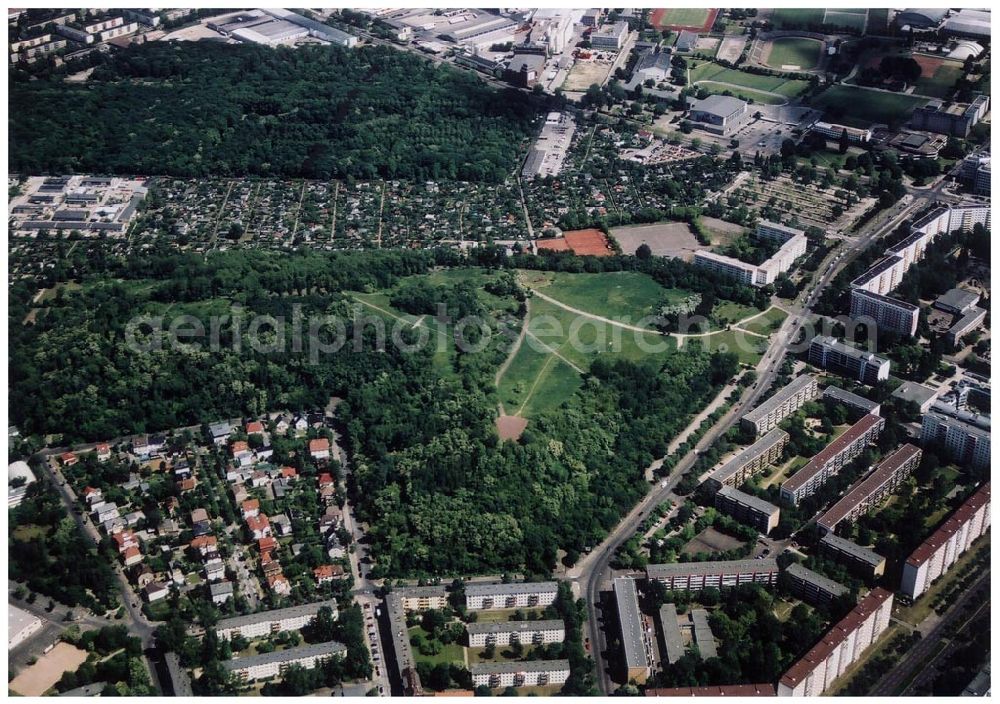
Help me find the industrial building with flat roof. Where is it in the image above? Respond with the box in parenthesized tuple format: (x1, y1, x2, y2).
(901, 482, 990, 600)
(215, 599, 339, 640)
(809, 336, 891, 385)
(819, 533, 886, 578)
(777, 588, 893, 696)
(223, 640, 346, 682)
(706, 428, 789, 488)
(783, 562, 849, 607)
(465, 581, 558, 610)
(822, 386, 881, 417)
(470, 659, 571, 688)
(780, 414, 885, 505)
(816, 444, 922, 535)
(590, 20, 630, 49)
(614, 577, 650, 683)
(646, 558, 780, 591)
(714, 485, 781, 534)
(741, 375, 820, 436)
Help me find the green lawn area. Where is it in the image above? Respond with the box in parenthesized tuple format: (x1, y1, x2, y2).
(915, 60, 964, 99)
(822, 10, 868, 32)
(656, 8, 710, 27)
(694, 329, 765, 366)
(499, 273, 689, 417)
(12, 524, 47, 541)
(766, 37, 823, 70)
(689, 62, 811, 96)
(811, 85, 928, 127)
(520, 270, 689, 325)
(408, 626, 466, 668)
(738, 306, 788, 335)
(769, 8, 825, 28)
(712, 300, 762, 326)
(699, 82, 787, 105)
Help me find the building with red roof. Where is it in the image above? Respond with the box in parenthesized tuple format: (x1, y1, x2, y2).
(246, 514, 272, 540)
(257, 536, 278, 553)
(309, 438, 331, 460)
(901, 482, 990, 599)
(241, 498, 260, 519)
(246, 421, 265, 435)
(60, 452, 78, 466)
(778, 588, 893, 696)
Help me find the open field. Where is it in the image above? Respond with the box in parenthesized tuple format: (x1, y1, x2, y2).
(408, 626, 465, 668)
(611, 221, 707, 261)
(738, 306, 789, 335)
(682, 526, 745, 555)
(716, 36, 747, 64)
(562, 60, 613, 92)
(650, 7, 716, 32)
(691, 329, 767, 365)
(914, 59, 964, 99)
(519, 270, 690, 325)
(499, 272, 690, 417)
(698, 82, 787, 105)
(811, 85, 928, 126)
(823, 9, 868, 32)
(689, 62, 810, 98)
(764, 37, 823, 71)
(701, 216, 745, 246)
(768, 8, 825, 28)
(10, 642, 89, 696)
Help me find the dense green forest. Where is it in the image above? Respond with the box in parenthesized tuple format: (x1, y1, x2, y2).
(10, 248, 744, 576)
(9, 42, 542, 182)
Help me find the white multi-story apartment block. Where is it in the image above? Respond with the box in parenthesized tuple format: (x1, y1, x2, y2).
(707, 428, 789, 488)
(819, 533, 887, 577)
(756, 220, 807, 244)
(223, 641, 346, 682)
(465, 582, 558, 610)
(694, 233, 806, 288)
(816, 444, 921, 534)
(714, 486, 781, 534)
(780, 414, 885, 505)
(808, 336, 891, 385)
(215, 600, 339, 640)
(778, 588, 893, 696)
(901, 482, 990, 600)
(466, 620, 565, 648)
(741, 374, 820, 436)
(471, 659, 571, 688)
(646, 558, 780, 591)
(783, 562, 849, 607)
(921, 402, 991, 470)
(397, 585, 449, 612)
(850, 205, 991, 336)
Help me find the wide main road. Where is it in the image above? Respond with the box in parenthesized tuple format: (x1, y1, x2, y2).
(577, 190, 932, 694)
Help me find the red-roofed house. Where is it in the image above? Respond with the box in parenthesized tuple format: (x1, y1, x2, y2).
(267, 573, 291, 596)
(280, 466, 298, 480)
(313, 564, 345, 585)
(246, 514, 272, 540)
(177, 478, 197, 493)
(190, 535, 218, 555)
(309, 438, 331, 460)
(318, 472, 334, 488)
(82, 486, 103, 504)
(241, 499, 260, 519)
(246, 421, 265, 435)
(123, 545, 143, 567)
(113, 530, 139, 554)
(95, 443, 112, 462)
(60, 452, 78, 466)
(257, 536, 278, 553)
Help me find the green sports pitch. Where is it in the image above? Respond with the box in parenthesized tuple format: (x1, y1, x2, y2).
(650, 7, 713, 29)
(765, 37, 823, 70)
